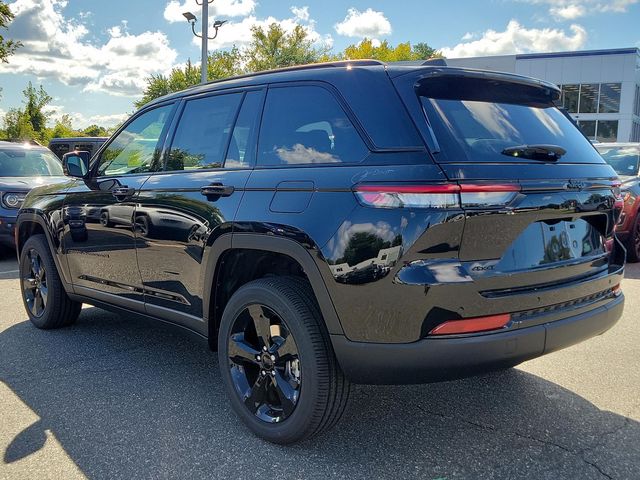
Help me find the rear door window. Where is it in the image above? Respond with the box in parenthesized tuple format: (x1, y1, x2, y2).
(258, 85, 368, 166)
(165, 93, 243, 171)
(418, 75, 605, 164)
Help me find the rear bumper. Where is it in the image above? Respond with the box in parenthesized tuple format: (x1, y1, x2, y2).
(331, 294, 624, 384)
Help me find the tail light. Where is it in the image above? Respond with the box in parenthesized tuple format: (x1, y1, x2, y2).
(354, 183, 520, 209)
(429, 313, 512, 335)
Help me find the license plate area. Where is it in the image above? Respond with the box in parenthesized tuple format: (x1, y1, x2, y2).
(540, 219, 604, 264)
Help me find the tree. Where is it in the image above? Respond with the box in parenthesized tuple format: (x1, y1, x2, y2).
(3, 108, 36, 141)
(0, 1, 20, 63)
(83, 124, 109, 137)
(22, 82, 52, 135)
(246, 24, 329, 72)
(135, 51, 244, 109)
(342, 39, 441, 62)
(49, 114, 76, 140)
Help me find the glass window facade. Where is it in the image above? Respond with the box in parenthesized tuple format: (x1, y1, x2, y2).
(559, 83, 622, 114)
(562, 84, 579, 113)
(599, 83, 622, 114)
(596, 121, 619, 143)
(577, 120, 619, 143)
(578, 84, 599, 113)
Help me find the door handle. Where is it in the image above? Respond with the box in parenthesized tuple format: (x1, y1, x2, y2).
(112, 186, 135, 200)
(201, 184, 235, 198)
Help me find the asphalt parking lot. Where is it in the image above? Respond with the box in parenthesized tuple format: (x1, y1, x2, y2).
(0, 247, 638, 480)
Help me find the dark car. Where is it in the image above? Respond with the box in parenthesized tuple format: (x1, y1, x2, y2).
(16, 61, 625, 444)
(48, 137, 108, 161)
(595, 143, 640, 261)
(0, 141, 68, 248)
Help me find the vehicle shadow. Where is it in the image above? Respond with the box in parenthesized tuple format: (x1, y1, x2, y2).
(0, 308, 638, 480)
(623, 261, 640, 280)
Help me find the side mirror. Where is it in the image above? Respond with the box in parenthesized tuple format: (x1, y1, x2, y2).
(62, 151, 90, 178)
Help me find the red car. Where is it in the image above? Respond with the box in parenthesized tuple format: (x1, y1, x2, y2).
(596, 143, 640, 262)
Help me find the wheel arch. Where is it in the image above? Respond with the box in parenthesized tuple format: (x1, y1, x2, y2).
(16, 212, 72, 291)
(203, 233, 344, 350)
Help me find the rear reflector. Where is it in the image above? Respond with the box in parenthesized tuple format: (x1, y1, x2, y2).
(354, 183, 520, 209)
(429, 313, 512, 335)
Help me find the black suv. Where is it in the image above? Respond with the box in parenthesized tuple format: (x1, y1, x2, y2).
(16, 61, 625, 444)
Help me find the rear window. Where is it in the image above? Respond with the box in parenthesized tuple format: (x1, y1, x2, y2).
(596, 145, 640, 176)
(419, 75, 605, 164)
(258, 85, 368, 166)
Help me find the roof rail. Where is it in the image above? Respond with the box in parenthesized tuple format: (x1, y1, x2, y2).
(196, 59, 386, 88)
(422, 58, 447, 66)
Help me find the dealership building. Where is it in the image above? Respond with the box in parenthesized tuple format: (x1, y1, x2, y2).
(442, 47, 640, 143)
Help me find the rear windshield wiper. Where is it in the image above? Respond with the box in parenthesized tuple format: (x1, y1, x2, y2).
(501, 144, 566, 161)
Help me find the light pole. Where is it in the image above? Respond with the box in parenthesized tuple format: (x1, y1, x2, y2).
(182, 1, 227, 84)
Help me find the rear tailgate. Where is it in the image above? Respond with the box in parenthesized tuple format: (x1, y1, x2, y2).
(390, 66, 624, 330)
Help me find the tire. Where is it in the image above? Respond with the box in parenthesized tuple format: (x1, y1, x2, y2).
(19, 235, 82, 329)
(625, 213, 640, 263)
(218, 277, 350, 444)
(100, 211, 111, 228)
(135, 215, 151, 237)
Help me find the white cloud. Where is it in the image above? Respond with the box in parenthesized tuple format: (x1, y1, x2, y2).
(1, 0, 177, 97)
(334, 8, 391, 39)
(291, 6, 310, 22)
(440, 20, 587, 58)
(46, 104, 129, 129)
(163, 0, 256, 23)
(523, 0, 638, 19)
(201, 8, 333, 50)
(549, 4, 586, 19)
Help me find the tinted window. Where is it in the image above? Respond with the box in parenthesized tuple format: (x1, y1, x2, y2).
(258, 86, 368, 166)
(562, 84, 579, 113)
(225, 91, 263, 169)
(0, 148, 63, 176)
(578, 120, 596, 140)
(166, 93, 242, 171)
(599, 83, 621, 114)
(98, 105, 173, 176)
(578, 83, 599, 113)
(596, 145, 640, 176)
(596, 120, 618, 143)
(420, 79, 605, 164)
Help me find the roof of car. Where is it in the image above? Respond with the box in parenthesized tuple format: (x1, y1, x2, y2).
(49, 137, 109, 143)
(144, 59, 560, 109)
(0, 140, 49, 151)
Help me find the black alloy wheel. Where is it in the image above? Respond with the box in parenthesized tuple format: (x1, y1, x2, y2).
(227, 304, 301, 423)
(218, 277, 350, 444)
(22, 248, 48, 318)
(19, 235, 82, 329)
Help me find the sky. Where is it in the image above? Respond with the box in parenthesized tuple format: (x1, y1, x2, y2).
(0, 0, 639, 129)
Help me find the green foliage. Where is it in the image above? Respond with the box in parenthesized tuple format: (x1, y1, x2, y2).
(82, 124, 110, 137)
(22, 82, 52, 135)
(342, 39, 441, 62)
(3, 108, 36, 141)
(137, 24, 329, 108)
(246, 24, 329, 72)
(1, 82, 113, 143)
(49, 114, 76, 139)
(0, 1, 20, 63)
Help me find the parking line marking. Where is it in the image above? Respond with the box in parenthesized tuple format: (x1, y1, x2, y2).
(0, 270, 19, 275)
